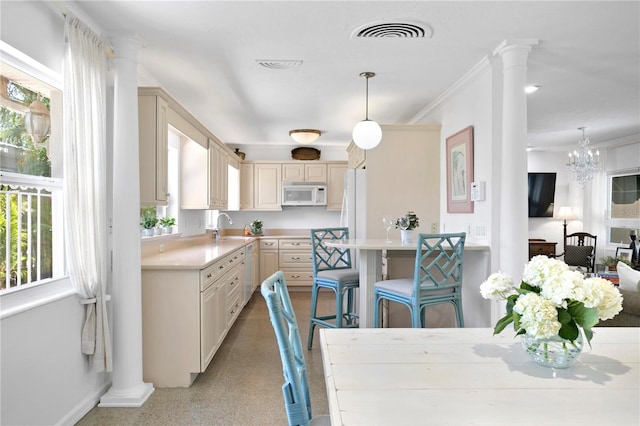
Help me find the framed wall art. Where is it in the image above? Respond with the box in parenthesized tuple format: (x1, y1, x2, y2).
(446, 125, 474, 213)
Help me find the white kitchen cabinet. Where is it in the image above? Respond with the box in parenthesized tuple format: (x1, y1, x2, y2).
(141, 246, 246, 387)
(209, 141, 228, 210)
(139, 91, 169, 205)
(239, 163, 254, 210)
(259, 238, 279, 282)
(347, 142, 366, 169)
(326, 162, 347, 211)
(254, 163, 282, 210)
(278, 238, 313, 287)
(282, 163, 327, 182)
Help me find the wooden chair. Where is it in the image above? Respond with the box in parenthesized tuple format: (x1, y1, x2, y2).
(373, 233, 466, 328)
(260, 271, 330, 426)
(560, 230, 597, 273)
(307, 227, 359, 349)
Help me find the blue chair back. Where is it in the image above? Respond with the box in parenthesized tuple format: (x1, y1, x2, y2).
(412, 233, 466, 296)
(261, 271, 312, 426)
(310, 227, 353, 276)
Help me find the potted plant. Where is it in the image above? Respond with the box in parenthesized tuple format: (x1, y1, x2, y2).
(250, 219, 263, 235)
(159, 216, 176, 234)
(601, 256, 619, 271)
(395, 211, 419, 243)
(141, 216, 157, 236)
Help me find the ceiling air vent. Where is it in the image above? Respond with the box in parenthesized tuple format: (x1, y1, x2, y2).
(255, 60, 303, 70)
(353, 22, 432, 39)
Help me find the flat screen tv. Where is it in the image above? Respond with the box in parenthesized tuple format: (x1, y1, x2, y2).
(528, 172, 556, 217)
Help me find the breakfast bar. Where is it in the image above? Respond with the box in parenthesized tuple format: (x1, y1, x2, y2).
(324, 238, 491, 328)
(319, 327, 640, 425)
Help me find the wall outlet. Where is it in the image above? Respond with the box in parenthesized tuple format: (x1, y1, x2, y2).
(430, 223, 438, 233)
(159, 244, 165, 253)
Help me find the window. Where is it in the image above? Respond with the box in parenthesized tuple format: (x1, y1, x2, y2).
(1, 55, 63, 293)
(607, 171, 640, 245)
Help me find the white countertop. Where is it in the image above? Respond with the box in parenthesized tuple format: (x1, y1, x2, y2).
(141, 237, 255, 270)
(320, 327, 640, 426)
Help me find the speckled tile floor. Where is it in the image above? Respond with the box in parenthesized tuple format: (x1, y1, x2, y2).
(76, 290, 333, 425)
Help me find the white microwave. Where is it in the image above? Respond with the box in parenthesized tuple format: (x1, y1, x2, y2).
(282, 183, 327, 206)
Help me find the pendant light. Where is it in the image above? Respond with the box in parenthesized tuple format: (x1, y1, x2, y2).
(352, 72, 381, 150)
(24, 94, 50, 144)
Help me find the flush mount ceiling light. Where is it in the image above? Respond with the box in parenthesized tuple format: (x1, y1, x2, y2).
(289, 129, 321, 144)
(24, 94, 50, 144)
(567, 127, 600, 189)
(352, 72, 382, 150)
(525, 85, 541, 93)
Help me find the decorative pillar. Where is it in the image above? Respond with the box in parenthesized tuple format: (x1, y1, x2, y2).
(99, 34, 154, 407)
(493, 39, 538, 284)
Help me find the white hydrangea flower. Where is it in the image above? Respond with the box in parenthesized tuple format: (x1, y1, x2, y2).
(513, 292, 561, 339)
(586, 277, 624, 320)
(522, 255, 569, 288)
(540, 270, 585, 308)
(480, 272, 516, 300)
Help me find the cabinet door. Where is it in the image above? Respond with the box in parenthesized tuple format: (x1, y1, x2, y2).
(326, 163, 347, 211)
(282, 164, 305, 182)
(139, 94, 168, 205)
(260, 250, 279, 282)
(200, 280, 225, 371)
(305, 164, 327, 182)
(254, 163, 282, 210)
(240, 163, 254, 210)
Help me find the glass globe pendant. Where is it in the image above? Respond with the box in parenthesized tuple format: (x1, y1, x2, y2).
(352, 72, 381, 150)
(24, 96, 50, 144)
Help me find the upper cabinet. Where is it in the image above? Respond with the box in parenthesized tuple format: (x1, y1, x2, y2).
(347, 142, 366, 169)
(326, 162, 347, 211)
(240, 161, 346, 211)
(254, 163, 282, 210)
(139, 91, 169, 205)
(209, 141, 228, 209)
(282, 163, 327, 182)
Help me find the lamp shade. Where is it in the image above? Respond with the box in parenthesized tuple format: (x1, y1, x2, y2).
(352, 119, 382, 150)
(557, 206, 574, 220)
(24, 99, 50, 144)
(289, 129, 321, 144)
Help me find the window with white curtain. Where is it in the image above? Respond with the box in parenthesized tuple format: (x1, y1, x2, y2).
(0, 62, 63, 293)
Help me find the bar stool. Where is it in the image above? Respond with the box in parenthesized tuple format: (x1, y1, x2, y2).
(307, 227, 359, 349)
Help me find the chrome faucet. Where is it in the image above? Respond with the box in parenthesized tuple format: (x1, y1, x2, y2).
(210, 212, 233, 242)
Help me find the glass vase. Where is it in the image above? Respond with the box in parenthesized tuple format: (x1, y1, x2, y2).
(520, 330, 583, 369)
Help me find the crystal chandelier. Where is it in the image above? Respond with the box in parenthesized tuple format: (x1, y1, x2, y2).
(566, 127, 600, 189)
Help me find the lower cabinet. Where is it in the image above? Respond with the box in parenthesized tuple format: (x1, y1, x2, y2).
(142, 247, 246, 387)
(279, 238, 313, 287)
(259, 238, 279, 282)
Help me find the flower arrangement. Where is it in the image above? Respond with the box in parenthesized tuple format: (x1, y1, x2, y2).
(395, 211, 419, 230)
(480, 255, 623, 346)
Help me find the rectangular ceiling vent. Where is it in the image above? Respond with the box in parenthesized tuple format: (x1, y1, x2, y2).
(353, 22, 432, 39)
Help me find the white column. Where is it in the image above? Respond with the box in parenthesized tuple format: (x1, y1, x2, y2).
(493, 39, 538, 283)
(99, 34, 154, 407)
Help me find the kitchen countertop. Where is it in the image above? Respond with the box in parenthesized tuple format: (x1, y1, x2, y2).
(141, 233, 312, 270)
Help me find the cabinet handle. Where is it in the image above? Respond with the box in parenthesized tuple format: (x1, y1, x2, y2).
(207, 273, 212, 279)
(292, 242, 300, 246)
(291, 275, 301, 279)
(219, 265, 224, 270)
(291, 256, 301, 260)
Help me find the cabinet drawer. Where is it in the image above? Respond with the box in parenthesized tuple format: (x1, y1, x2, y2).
(260, 239, 278, 250)
(281, 270, 314, 284)
(226, 267, 243, 297)
(200, 260, 225, 291)
(279, 239, 312, 250)
(279, 250, 313, 268)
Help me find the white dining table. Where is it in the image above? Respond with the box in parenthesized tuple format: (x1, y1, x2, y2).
(324, 238, 490, 327)
(319, 327, 640, 426)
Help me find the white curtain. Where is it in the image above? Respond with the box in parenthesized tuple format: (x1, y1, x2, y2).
(63, 15, 112, 372)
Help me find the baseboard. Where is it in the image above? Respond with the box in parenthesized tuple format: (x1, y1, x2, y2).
(56, 380, 111, 425)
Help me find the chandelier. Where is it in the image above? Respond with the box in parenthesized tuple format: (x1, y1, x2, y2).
(566, 127, 600, 189)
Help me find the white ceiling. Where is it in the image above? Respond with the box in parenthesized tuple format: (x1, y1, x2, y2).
(73, 1, 640, 151)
